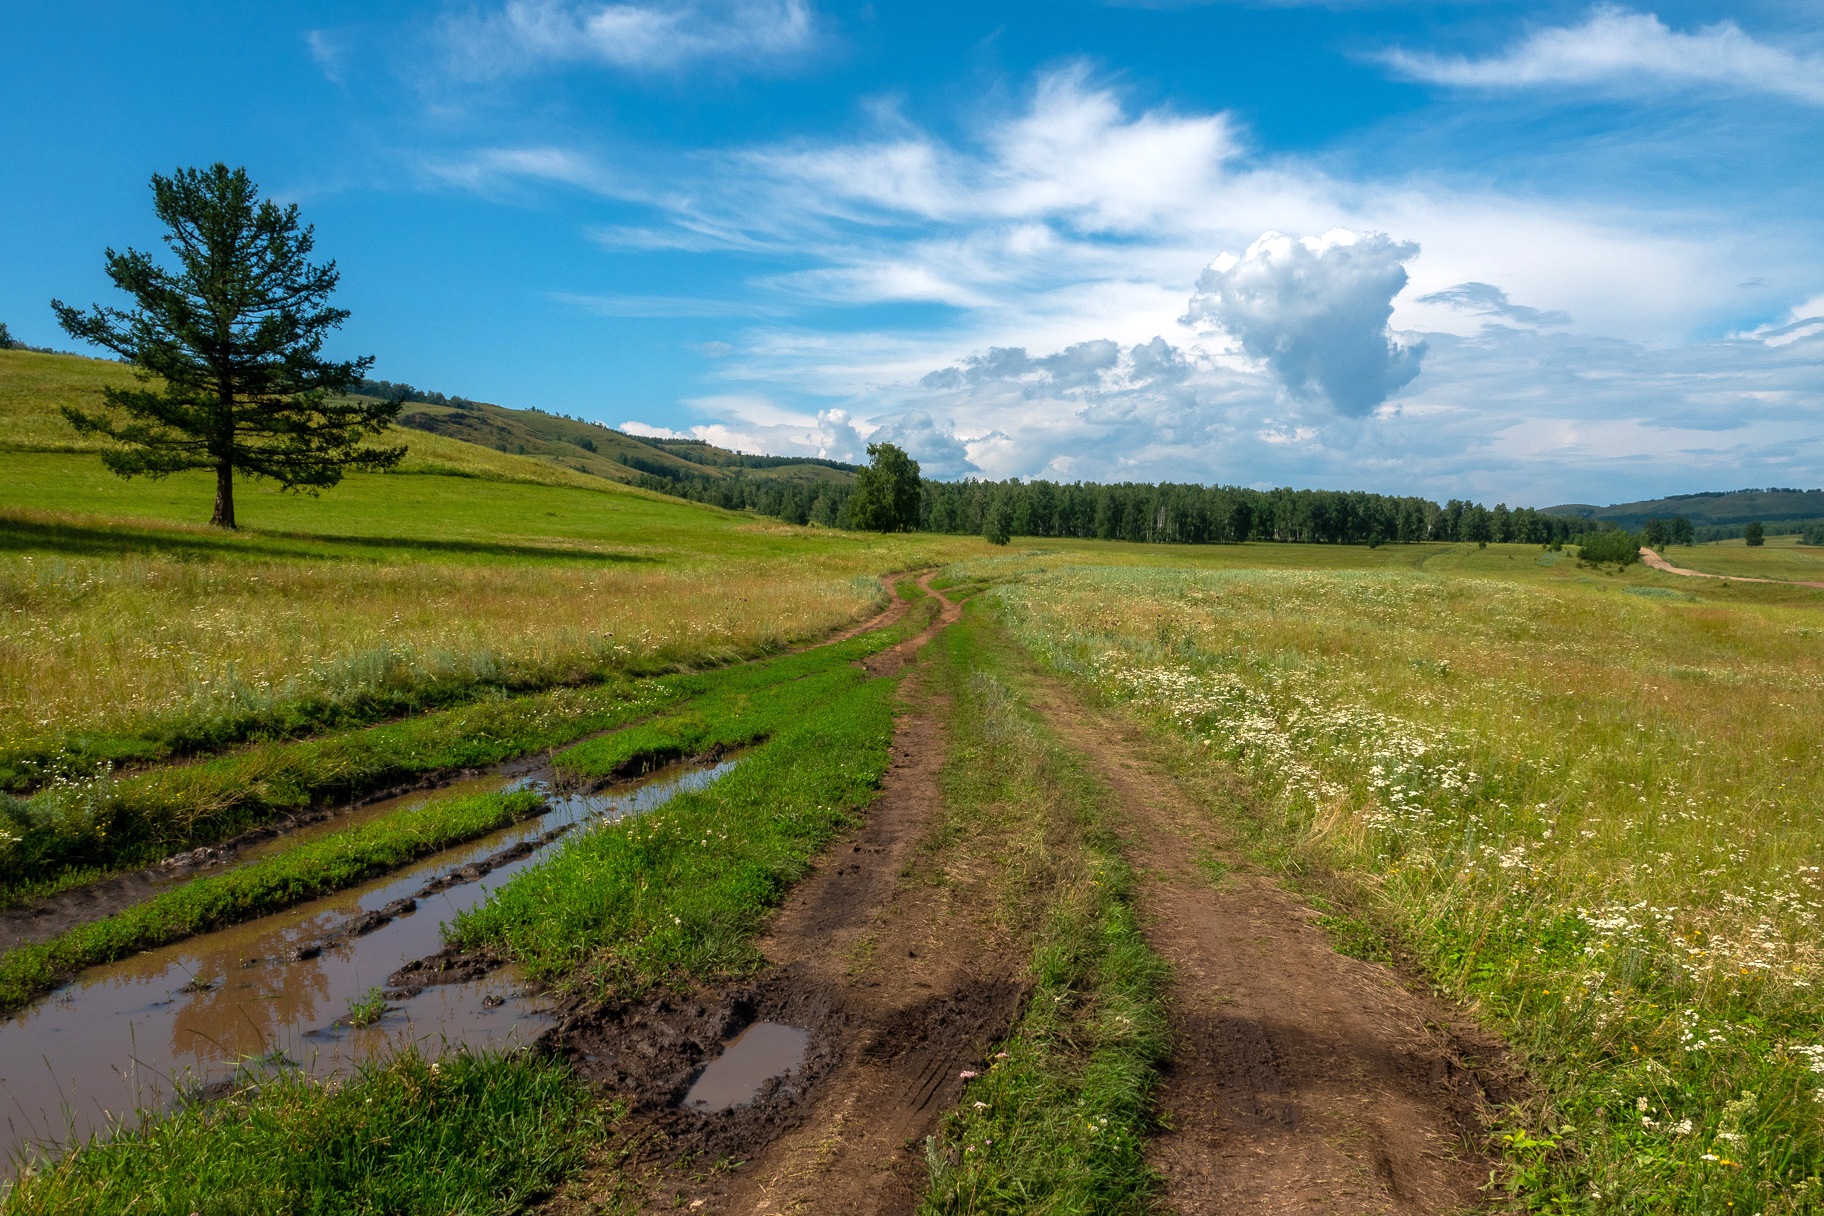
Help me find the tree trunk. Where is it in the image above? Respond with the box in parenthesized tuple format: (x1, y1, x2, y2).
(211, 459, 236, 529)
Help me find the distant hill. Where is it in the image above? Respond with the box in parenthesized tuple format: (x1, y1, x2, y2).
(1544, 488, 1824, 530)
(387, 397, 857, 490)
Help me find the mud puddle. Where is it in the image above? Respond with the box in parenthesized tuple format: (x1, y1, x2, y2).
(682, 1022, 810, 1113)
(0, 757, 739, 1169)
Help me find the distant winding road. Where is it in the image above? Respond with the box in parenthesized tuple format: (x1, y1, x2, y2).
(1639, 547, 1824, 591)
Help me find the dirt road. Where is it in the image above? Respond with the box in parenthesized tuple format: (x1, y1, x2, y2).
(1025, 679, 1506, 1216)
(552, 587, 1507, 1215)
(1640, 547, 1824, 589)
(547, 576, 1035, 1215)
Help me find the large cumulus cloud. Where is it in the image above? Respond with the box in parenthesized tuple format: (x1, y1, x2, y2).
(1183, 229, 1426, 416)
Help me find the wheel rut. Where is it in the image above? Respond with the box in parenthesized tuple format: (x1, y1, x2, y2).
(550, 575, 1024, 1216)
(1024, 677, 1508, 1216)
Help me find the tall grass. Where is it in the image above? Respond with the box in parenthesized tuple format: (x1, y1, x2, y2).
(993, 561, 1824, 1212)
(0, 541, 895, 787)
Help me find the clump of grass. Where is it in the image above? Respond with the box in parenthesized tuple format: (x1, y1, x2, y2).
(0, 1048, 604, 1216)
(918, 601, 1170, 1216)
(0, 789, 544, 1014)
(344, 987, 389, 1028)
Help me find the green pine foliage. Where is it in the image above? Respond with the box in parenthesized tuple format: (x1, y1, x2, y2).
(52, 164, 401, 528)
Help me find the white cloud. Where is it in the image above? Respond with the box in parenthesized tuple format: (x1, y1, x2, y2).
(552, 291, 776, 318)
(877, 318, 1824, 501)
(1382, 6, 1824, 105)
(472, 65, 1820, 500)
(1182, 229, 1425, 416)
(648, 396, 870, 461)
(424, 146, 617, 194)
(440, 0, 814, 79)
(1415, 282, 1572, 328)
(305, 29, 350, 85)
(1736, 293, 1824, 348)
(868, 411, 975, 477)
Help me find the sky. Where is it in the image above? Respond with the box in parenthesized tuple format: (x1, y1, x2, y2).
(4, 1, 1822, 507)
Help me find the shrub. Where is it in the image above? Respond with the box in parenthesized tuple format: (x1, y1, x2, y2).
(1576, 529, 1641, 567)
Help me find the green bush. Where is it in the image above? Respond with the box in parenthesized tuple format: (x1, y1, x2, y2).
(1576, 529, 1642, 567)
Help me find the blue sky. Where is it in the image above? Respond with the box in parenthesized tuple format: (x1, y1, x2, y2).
(5, 1, 1822, 506)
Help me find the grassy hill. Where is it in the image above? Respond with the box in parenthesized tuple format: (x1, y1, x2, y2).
(389, 399, 856, 489)
(1546, 487, 1824, 529)
(0, 348, 974, 784)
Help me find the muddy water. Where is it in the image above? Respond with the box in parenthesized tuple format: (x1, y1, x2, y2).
(0, 759, 737, 1168)
(683, 1023, 811, 1113)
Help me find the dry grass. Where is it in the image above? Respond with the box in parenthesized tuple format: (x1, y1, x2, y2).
(0, 544, 888, 748)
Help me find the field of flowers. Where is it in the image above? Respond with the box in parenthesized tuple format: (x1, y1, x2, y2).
(988, 555, 1824, 1212)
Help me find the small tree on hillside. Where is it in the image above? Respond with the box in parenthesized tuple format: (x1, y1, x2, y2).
(1745, 520, 1765, 547)
(0, 323, 22, 351)
(847, 442, 922, 532)
(53, 164, 402, 529)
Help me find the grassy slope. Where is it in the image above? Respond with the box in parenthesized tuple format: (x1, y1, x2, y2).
(982, 542, 1824, 1211)
(1548, 488, 1824, 529)
(0, 349, 982, 789)
(0, 349, 610, 491)
(395, 399, 855, 487)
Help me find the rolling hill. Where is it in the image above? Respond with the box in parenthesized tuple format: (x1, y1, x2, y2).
(388, 398, 857, 489)
(1545, 488, 1824, 529)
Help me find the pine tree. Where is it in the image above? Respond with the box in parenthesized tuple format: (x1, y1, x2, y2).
(53, 164, 401, 528)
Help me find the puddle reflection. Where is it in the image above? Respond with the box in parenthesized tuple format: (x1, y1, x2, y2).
(682, 1022, 811, 1113)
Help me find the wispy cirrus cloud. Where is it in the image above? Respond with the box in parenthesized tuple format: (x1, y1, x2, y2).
(1381, 6, 1824, 105)
(438, 0, 816, 79)
(1417, 282, 1572, 328)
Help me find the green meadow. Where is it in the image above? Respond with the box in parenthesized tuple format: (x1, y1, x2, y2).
(6, 346, 1824, 1212)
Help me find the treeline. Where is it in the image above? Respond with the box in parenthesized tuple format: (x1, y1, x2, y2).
(635, 470, 1653, 547)
(0, 322, 76, 356)
(630, 437, 858, 474)
(355, 378, 481, 410)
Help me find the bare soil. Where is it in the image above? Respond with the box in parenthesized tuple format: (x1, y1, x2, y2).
(1640, 546, 1824, 589)
(1024, 678, 1510, 1216)
(544, 575, 1028, 1216)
